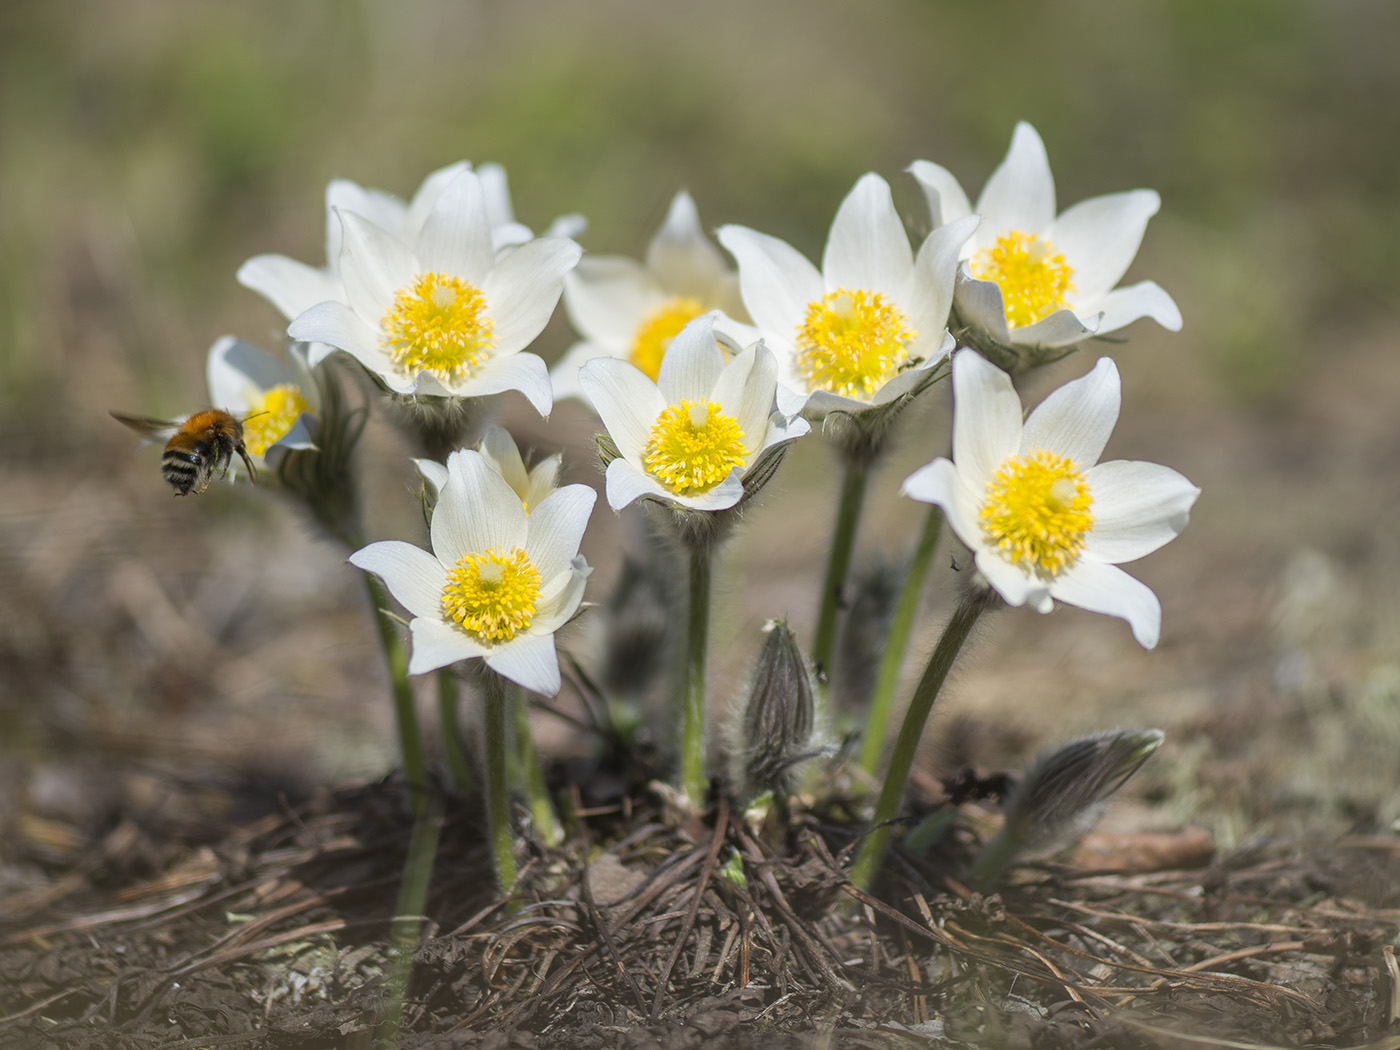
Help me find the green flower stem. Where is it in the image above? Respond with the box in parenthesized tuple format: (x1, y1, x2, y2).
(365, 575, 428, 818)
(679, 542, 713, 809)
(509, 680, 562, 847)
(437, 669, 475, 797)
(811, 457, 869, 684)
(377, 789, 442, 1049)
(858, 506, 944, 775)
(482, 670, 519, 897)
(850, 592, 989, 891)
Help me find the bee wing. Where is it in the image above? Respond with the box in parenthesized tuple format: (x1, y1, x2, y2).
(110, 411, 180, 443)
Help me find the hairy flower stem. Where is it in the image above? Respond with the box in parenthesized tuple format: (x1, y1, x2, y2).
(482, 671, 519, 899)
(811, 458, 869, 686)
(858, 507, 944, 774)
(365, 575, 428, 818)
(510, 681, 562, 847)
(437, 670, 475, 797)
(679, 542, 713, 810)
(851, 592, 991, 890)
(378, 789, 442, 1049)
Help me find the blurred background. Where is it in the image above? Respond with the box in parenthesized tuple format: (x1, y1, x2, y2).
(3, 0, 1400, 870)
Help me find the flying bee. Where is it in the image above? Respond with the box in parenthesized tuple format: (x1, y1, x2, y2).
(110, 408, 259, 496)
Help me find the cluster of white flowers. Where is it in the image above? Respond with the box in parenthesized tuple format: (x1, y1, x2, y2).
(204, 123, 1196, 697)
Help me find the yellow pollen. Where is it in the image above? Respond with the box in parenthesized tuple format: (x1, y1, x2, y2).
(968, 230, 1075, 329)
(381, 272, 495, 386)
(980, 449, 1094, 580)
(241, 384, 309, 458)
(441, 545, 541, 642)
(794, 288, 915, 400)
(630, 296, 705, 380)
(642, 399, 748, 496)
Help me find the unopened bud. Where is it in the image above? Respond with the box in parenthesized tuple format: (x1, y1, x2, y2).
(735, 619, 816, 800)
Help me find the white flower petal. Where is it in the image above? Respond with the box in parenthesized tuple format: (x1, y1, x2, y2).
(952, 270, 1014, 346)
(478, 427, 530, 497)
(710, 343, 775, 452)
(485, 632, 562, 696)
(455, 351, 553, 416)
(656, 313, 724, 403)
(716, 225, 822, 350)
(337, 210, 414, 315)
(237, 255, 342, 321)
(974, 547, 1047, 609)
(287, 300, 383, 365)
(350, 539, 446, 621)
(579, 358, 667, 463)
(433, 450, 528, 565)
(901, 458, 983, 552)
(1083, 461, 1199, 563)
(822, 173, 912, 297)
(646, 191, 727, 297)
(415, 458, 449, 495)
(483, 236, 582, 355)
(1005, 306, 1101, 349)
(328, 178, 409, 259)
(1093, 281, 1183, 335)
(417, 168, 494, 282)
(1050, 190, 1160, 301)
(524, 483, 596, 580)
(1021, 357, 1120, 466)
(533, 556, 591, 631)
(1050, 560, 1162, 649)
(564, 257, 660, 346)
(950, 350, 1022, 486)
(977, 122, 1056, 235)
(908, 160, 973, 229)
(409, 617, 488, 675)
(902, 215, 979, 350)
(603, 458, 742, 513)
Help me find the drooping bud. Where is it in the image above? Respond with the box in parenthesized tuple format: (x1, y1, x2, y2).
(732, 619, 817, 801)
(968, 728, 1164, 888)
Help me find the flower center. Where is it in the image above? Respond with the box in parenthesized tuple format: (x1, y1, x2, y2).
(794, 288, 916, 400)
(381, 272, 495, 385)
(630, 296, 705, 380)
(441, 545, 542, 642)
(241, 384, 310, 457)
(980, 449, 1093, 580)
(642, 399, 748, 495)
(968, 231, 1075, 329)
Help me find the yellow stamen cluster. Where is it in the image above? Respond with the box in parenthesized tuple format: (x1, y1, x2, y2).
(241, 384, 310, 458)
(968, 231, 1075, 330)
(441, 545, 541, 642)
(794, 288, 915, 400)
(980, 449, 1094, 580)
(381, 272, 495, 386)
(630, 296, 705, 380)
(642, 399, 748, 495)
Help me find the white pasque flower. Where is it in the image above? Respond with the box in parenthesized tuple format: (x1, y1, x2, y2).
(578, 313, 809, 512)
(416, 426, 560, 513)
(287, 166, 580, 414)
(350, 448, 595, 694)
(238, 161, 584, 334)
(205, 336, 317, 466)
(552, 191, 749, 402)
(911, 122, 1181, 350)
(717, 173, 977, 419)
(903, 349, 1199, 649)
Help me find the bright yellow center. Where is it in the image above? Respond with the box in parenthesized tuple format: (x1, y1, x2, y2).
(441, 545, 541, 642)
(630, 296, 705, 380)
(381, 272, 495, 385)
(980, 449, 1093, 580)
(241, 384, 309, 457)
(968, 231, 1075, 329)
(794, 288, 916, 400)
(642, 399, 748, 495)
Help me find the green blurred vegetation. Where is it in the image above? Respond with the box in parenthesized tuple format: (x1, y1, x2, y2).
(1, 0, 1397, 430)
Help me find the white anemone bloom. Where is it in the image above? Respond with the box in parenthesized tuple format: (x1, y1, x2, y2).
(416, 426, 560, 513)
(552, 191, 749, 402)
(903, 350, 1199, 649)
(578, 313, 809, 512)
(910, 122, 1181, 350)
(238, 161, 584, 334)
(205, 336, 317, 467)
(717, 173, 977, 419)
(287, 166, 580, 414)
(350, 448, 595, 694)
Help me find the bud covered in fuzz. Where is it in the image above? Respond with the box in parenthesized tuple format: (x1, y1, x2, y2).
(729, 619, 817, 802)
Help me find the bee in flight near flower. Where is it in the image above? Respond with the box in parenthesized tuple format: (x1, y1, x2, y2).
(110, 408, 259, 496)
